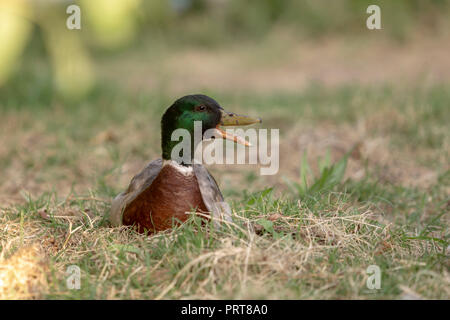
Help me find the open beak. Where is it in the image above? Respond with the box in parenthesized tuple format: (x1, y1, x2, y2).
(214, 110, 262, 146)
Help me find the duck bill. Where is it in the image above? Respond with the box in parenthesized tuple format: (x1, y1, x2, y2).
(216, 110, 262, 146)
(220, 110, 262, 127)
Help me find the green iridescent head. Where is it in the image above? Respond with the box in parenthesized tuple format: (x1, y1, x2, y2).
(161, 94, 261, 163)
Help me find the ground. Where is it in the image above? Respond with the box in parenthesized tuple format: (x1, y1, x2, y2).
(0, 32, 449, 299)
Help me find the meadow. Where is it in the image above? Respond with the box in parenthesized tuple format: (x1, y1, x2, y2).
(0, 1, 449, 299)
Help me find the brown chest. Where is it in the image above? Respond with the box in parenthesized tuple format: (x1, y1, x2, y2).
(122, 165, 208, 233)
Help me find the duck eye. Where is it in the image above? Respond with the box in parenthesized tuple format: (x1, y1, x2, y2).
(196, 105, 206, 111)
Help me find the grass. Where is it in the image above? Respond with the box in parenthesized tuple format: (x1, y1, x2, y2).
(142, 0, 450, 44)
(0, 80, 448, 299)
(0, 173, 448, 299)
(0, 29, 449, 299)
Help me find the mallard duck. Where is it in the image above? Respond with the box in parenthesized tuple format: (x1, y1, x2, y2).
(110, 94, 261, 233)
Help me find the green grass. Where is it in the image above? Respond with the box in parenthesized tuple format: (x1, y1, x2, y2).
(1, 165, 447, 299)
(0, 75, 448, 299)
(1, 0, 449, 300)
(137, 0, 450, 44)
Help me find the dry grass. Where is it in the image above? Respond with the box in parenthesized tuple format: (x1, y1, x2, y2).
(100, 33, 450, 95)
(0, 244, 48, 299)
(1, 190, 447, 299)
(0, 33, 448, 299)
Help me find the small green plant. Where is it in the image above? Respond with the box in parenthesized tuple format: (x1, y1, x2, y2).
(284, 150, 349, 197)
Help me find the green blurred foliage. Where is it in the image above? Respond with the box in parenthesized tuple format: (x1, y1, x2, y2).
(140, 0, 450, 43)
(0, 0, 449, 102)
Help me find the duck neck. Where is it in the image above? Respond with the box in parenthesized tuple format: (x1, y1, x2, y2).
(161, 132, 197, 166)
(162, 159, 194, 175)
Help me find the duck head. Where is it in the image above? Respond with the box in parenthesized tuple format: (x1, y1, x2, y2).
(161, 94, 261, 164)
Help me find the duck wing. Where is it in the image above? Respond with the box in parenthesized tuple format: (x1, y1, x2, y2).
(193, 164, 232, 226)
(110, 158, 163, 226)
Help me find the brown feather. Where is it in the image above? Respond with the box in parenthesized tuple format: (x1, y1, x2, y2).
(122, 164, 208, 233)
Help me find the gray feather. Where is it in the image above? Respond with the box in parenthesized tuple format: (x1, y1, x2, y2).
(109, 158, 162, 226)
(193, 164, 232, 226)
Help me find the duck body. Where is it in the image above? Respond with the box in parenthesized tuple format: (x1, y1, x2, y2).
(109, 94, 261, 234)
(110, 158, 229, 233)
(121, 160, 208, 233)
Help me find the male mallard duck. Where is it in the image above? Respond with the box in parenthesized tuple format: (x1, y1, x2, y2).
(110, 94, 261, 233)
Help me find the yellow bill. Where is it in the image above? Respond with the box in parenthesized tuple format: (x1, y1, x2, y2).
(215, 109, 262, 146)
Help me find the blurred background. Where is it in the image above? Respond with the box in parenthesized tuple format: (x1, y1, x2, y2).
(0, 0, 449, 200)
(1, 0, 449, 100)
